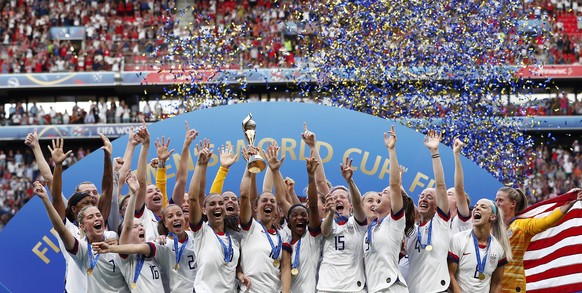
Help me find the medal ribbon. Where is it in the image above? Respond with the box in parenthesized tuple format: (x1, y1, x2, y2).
(258, 220, 282, 260)
(292, 238, 301, 270)
(366, 216, 386, 246)
(472, 230, 492, 275)
(213, 229, 233, 262)
(334, 212, 349, 225)
(416, 218, 433, 249)
(132, 254, 145, 287)
(87, 239, 100, 272)
(169, 232, 188, 268)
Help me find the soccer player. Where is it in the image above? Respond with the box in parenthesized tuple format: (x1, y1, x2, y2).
(363, 126, 415, 292)
(405, 130, 451, 293)
(317, 156, 368, 292)
(448, 199, 512, 293)
(496, 186, 582, 293)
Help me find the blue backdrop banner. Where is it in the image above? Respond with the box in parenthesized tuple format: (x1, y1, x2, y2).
(0, 102, 502, 292)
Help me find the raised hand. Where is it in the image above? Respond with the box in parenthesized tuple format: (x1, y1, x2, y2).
(301, 122, 316, 148)
(453, 138, 465, 155)
(219, 144, 238, 169)
(155, 136, 175, 161)
(24, 128, 40, 149)
(91, 242, 111, 254)
(424, 129, 442, 152)
(126, 171, 139, 194)
(196, 139, 213, 165)
(48, 138, 73, 164)
(325, 193, 336, 213)
(33, 181, 49, 200)
(127, 127, 140, 146)
(98, 133, 113, 155)
(284, 177, 295, 194)
(136, 121, 150, 145)
(340, 157, 354, 181)
(264, 141, 285, 171)
(306, 150, 319, 175)
(184, 121, 198, 146)
(113, 157, 124, 172)
(384, 125, 397, 150)
(242, 145, 259, 162)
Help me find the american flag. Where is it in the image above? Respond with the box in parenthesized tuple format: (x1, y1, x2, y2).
(521, 191, 582, 293)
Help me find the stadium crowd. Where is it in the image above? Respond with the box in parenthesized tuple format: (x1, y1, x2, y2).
(1, 93, 581, 127)
(5, 0, 582, 73)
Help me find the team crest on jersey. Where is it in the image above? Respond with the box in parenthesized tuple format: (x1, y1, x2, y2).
(507, 229, 513, 237)
(347, 223, 354, 231)
(489, 253, 497, 263)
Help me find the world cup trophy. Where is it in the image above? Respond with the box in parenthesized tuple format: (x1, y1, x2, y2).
(242, 113, 266, 173)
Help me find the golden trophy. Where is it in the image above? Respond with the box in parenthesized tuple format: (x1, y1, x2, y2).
(242, 113, 266, 173)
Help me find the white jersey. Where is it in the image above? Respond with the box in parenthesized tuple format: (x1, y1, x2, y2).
(135, 207, 160, 241)
(405, 208, 451, 293)
(66, 237, 130, 293)
(119, 242, 164, 293)
(448, 230, 507, 293)
(450, 211, 472, 235)
(364, 211, 408, 293)
(157, 231, 197, 293)
(317, 216, 367, 292)
(57, 219, 117, 293)
(240, 219, 283, 293)
(192, 221, 241, 293)
(284, 228, 322, 293)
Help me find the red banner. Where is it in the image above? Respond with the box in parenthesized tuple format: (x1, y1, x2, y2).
(516, 65, 582, 79)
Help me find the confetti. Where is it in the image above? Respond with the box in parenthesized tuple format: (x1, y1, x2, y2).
(154, 0, 542, 184)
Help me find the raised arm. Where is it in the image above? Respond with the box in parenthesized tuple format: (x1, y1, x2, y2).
(135, 124, 151, 213)
(302, 123, 330, 196)
(306, 152, 321, 231)
(117, 127, 140, 195)
(284, 177, 301, 205)
(321, 193, 336, 237)
(25, 128, 53, 183)
(341, 157, 366, 223)
(93, 242, 152, 256)
(452, 139, 470, 217)
(108, 157, 124, 231)
(195, 139, 212, 204)
(211, 144, 237, 194)
(172, 122, 198, 206)
(424, 130, 449, 214)
(188, 143, 212, 225)
(34, 181, 76, 251)
(264, 142, 291, 216)
(385, 126, 403, 213)
(120, 171, 140, 245)
(240, 146, 257, 225)
(262, 167, 274, 193)
(48, 138, 73, 221)
(187, 147, 211, 227)
(98, 133, 114, 224)
(154, 136, 175, 208)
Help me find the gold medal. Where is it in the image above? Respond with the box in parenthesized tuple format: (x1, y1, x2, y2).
(86, 268, 93, 276)
(478, 273, 485, 280)
(174, 263, 180, 270)
(291, 268, 299, 276)
(273, 259, 280, 267)
(131, 282, 137, 289)
(425, 245, 433, 251)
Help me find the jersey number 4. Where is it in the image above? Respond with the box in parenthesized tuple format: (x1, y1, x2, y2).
(334, 236, 345, 251)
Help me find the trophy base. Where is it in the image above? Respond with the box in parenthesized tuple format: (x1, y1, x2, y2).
(248, 155, 266, 173)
